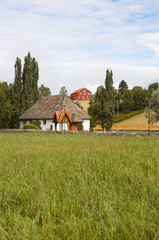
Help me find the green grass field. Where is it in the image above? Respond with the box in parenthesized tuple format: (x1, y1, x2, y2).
(0, 133, 159, 239)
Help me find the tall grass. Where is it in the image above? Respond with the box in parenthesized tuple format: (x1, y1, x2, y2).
(0, 133, 159, 239)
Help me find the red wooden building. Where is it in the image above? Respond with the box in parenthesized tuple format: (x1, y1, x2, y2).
(70, 88, 91, 100)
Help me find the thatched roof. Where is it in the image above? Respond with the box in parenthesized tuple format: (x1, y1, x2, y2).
(19, 95, 91, 120)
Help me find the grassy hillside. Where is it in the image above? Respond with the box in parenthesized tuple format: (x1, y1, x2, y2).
(73, 100, 90, 112)
(112, 112, 159, 130)
(0, 133, 159, 239)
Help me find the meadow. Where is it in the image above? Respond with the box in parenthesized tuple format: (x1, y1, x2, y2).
(0, 133, 159, 239)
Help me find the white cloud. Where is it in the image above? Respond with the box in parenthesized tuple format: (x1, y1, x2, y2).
(137, 32, 159, 58)
(0, 0, 159, 95)
(86, 84, 100, 94)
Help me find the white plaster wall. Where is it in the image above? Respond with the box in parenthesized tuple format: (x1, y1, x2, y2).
(82, 120, 90, 131)
(20, 121, 23, 129)
(63, 123, 68, 131)
(40, 119, 53, 130)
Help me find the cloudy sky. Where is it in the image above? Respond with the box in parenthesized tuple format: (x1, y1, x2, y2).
(0, 0, 159, 94)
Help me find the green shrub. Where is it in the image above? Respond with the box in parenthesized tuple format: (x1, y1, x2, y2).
(22, 124, 39, 130)
(29, 120, 41, 129)
(77, 123, 83, 131)
(113, 110, 144, 123)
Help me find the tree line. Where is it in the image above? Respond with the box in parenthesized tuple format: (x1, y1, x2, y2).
(0, 52, 51, 129)
(88, 70, 159, 130)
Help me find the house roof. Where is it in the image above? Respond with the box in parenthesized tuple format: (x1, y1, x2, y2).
(19, 95, 91, 120)
(71, 114, 83, 123)
(71, 88, 84, 95)
(71, 88, 91, 95)
(53, 108, 72, 123)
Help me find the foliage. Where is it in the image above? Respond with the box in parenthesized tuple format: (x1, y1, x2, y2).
(150, 89, 159, 122)
(13, 57, 22, 116)
(0, 83, 13, 128)
(95, 85, 103, 102)
(60, 86, 68, 96)
(113, 110, 144, 123)
(29, 120, 41, 129)
(145, 108, 157, 126)
(148, 82, 158, 96)
(22, 124, 39, 130)
(0, 133, 159, 239)
(118, 80, 128, 94)
(39, 84, 51, 97)
(132, 86, 149, 110)
(77, 122, 83, 131)
(101, 69, 114, 130)
(120, 89, 134, 113)
(22, 52, 39, 111)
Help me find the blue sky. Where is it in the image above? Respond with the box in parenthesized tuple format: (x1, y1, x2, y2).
(0, 0, 159, 94)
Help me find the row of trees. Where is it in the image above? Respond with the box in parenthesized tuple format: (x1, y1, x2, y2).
(88, 70, 159, 130)
(0, 52, 51, 129)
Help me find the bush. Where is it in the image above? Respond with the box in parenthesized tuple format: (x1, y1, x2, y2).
(77, 123, 83, 131)
(29, 120, 41, 129)
(113, 110, 144, 123)
(22, 124, 39, 130)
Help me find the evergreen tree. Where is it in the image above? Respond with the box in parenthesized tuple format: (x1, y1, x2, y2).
(118, 80, 128, 94)
(101, 69, 114, 131)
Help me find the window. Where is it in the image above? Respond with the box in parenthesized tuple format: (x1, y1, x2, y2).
(43, 120, 46, 125)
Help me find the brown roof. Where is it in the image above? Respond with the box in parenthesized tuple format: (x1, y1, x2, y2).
(19, 95, 91, 120)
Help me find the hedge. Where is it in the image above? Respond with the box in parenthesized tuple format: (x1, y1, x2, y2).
(113, 110, 144, 123)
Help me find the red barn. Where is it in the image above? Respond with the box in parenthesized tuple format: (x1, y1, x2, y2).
(71, 88, 91, 100)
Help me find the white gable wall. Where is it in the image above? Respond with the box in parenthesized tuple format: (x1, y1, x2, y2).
(82, 120, 90, 131)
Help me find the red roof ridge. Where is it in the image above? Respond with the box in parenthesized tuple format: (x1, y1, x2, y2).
(71, 88, 84, 95)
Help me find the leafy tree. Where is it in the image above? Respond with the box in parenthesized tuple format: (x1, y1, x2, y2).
(95, 86, 103, 102)
(39, 84, 51, 97)
(101, 69, 114, 130)
(59, 86, 68, 96)
(132, 86, 149, 110)
(148, 82, 158, 96)
(150, 89, 159, 122)
(0, 83, 13, 128)
(121, 89, 134, 113)
(118, 80, 128, 94)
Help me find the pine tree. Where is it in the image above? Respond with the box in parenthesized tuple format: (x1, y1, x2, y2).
(118, 80, 128, 94)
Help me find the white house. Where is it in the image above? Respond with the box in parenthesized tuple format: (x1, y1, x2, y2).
(19, 95, 91, 131)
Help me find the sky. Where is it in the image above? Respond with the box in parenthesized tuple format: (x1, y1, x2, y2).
(0, 0, 159, 94)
